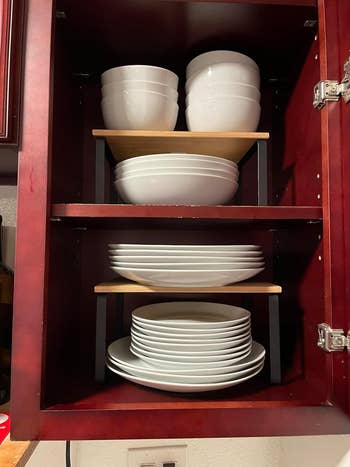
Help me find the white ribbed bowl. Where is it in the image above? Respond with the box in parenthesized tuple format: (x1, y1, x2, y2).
(101, 65, 178, 89)
(102, 90, 178, 130)
(102, 80, 178, 100)
(186, 82, 260, 106)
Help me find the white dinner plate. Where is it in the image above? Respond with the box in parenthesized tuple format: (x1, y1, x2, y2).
(109, 244, 261, 251)
(130, 326, 250, 345)
(110, 255, 263, 263)
(112, 266, 264, 286)
(107, 356, 263, 384)
(131, 320, 250, 337)
(131, 340, 252, 363)
(107, 337, 265, 375)
(132, 302, 250, 328)
(106, 361, 264, 392)
(111, 261, 264, 270)
(131, 332, 251, 353)
(109, 250, 263, 258)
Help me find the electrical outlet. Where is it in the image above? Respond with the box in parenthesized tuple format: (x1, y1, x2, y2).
(127, 444, 187, 467)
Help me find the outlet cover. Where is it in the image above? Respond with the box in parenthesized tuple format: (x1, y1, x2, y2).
(128, 444, 187, 467)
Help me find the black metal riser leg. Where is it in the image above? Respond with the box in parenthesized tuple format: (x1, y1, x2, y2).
(268, 294, 281, 384)
(95, 294, 107, 383)
(95, 138, 106, 203)
(257, 140, 268, 206)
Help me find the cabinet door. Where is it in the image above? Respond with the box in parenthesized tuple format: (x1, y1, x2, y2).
(0, 0, 24, 145)
(319, 0, 350, 415)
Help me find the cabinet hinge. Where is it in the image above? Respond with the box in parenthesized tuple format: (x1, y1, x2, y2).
(317, 323, 350, 352)
(313, 57, 350, 109)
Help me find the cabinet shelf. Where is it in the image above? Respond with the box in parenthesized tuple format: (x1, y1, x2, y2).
(94, 280, 282, 294)
(92, 129, 270, 162)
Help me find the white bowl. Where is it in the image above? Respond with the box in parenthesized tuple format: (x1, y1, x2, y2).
(102, 80, 178, 100)
(186, 96, 261, 132)
(187, 51, 259, 79)
(109, 255, 263, 263)
(115, 172, 238, 205)
(111, 266, 264, 286)
(101, 65, 178, 89)
(101, 90, 178, 130)
(186, 82, 260, 106)
(186, 62, 260, 93)
(116, 166, 239, 179)
(112, 261, 264, 270)
(117, 153, 236, 169)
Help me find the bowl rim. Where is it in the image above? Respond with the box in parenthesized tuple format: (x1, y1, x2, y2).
(186, 95, 261, 108)
(115, 172, 240, 183)
(116, 153, 237, 167)
(101, 89, 179, 103)
(187, 50, 259, 73)
(102, 65, 179, 81)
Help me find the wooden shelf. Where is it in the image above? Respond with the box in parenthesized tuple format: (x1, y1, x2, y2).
(52, 204, 323, 222)
(92, 130, 270, 162)
(94, 280, 282, 294)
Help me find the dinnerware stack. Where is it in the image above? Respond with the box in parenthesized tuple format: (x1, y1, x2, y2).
(114, 153, 239, 205)
(101, 65, 179, 130)
(109, 243, 265, 287)
(185, 51, 261, 132)
(106, 302, 266, 392)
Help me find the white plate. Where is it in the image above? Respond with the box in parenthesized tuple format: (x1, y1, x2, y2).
(130, 326, 250, 344)
(132, 320, 250, 336)
(116, 153, 237, 169)
(132, 302, 250, 328)
(109, 249, 263, 258)
(107, 356, 264, 384)
(112, 261, 264, 270)
(109, 255, 263, 263)
(109, 244, 261, 251)
(131, 332, 251, 353)
(131, 340, 252, 363)
(106, 361, 263, 392)
(108, 337, 265, 375)
(113, 266, 264, 287)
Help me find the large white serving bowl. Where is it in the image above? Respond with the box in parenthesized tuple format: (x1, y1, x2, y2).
(115, 172, 238, 205)
(108, 337, 265, 375)
(186, 82, 260, 107)
(117, 153, 236, 170)
(186, 62, 260, 93)
(111, 266, 264, 286)
(131, 321, 251, 338)
(131, 331, 251, 352)
(186, 96, 261, 132)
(102, 80, 178, 100)
(115, 166, 239, 180)
(112, 261, 264, 270)
(107, 354, 263, 384)
(101, 65, 179, 89)
(132, 302, 250, 327)
(109, 243, 261, 251)
(110, 255, 263, 263)
(101, 90, 178, 130)
(186, 51, 259, 79)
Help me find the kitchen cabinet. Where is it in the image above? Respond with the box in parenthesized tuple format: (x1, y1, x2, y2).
(10, 0, 350, 440)
(0, 0, 24, 145)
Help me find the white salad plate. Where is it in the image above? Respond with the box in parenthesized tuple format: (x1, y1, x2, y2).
(132, 302, 251, 328)
(112, 266, 264, 287)
(109, 249, 263, 258)
(131, 320, 250, 336)
(106, 361, 263, 392)
(107, 356, 263, 384)
(110, 255, 263, 263)
(109, 244, 261, 251)
(131, 321, 250, 339)
(131, 333, 251, 354)
(107, 337, 265, 375)
(112, 261, 264, 270)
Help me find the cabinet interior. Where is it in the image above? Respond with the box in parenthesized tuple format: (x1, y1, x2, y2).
(44, 0, 327, 412)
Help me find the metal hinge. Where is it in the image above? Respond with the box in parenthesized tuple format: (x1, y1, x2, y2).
(317, 323, 350, 352)
(313, 57, 350, 109)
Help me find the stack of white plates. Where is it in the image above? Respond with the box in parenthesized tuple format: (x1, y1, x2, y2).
(106, 302, 265, 392)
(101, 65, 179, 130)
(114, 153, 239, 205)
(109, 243, 265, 287)
(185, 51, 261, 132)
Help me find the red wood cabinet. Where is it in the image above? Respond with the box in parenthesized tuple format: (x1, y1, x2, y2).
(0, 0, 24, 145)
(10, 0, 350, 440)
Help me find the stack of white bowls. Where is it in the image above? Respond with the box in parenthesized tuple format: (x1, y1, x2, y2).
(101, 65, 179, 130)
(114, 153, 238, 205)
(106, 302, 266, 393)
(185, 51, 261, 132)
(109, 243, 265, 287)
